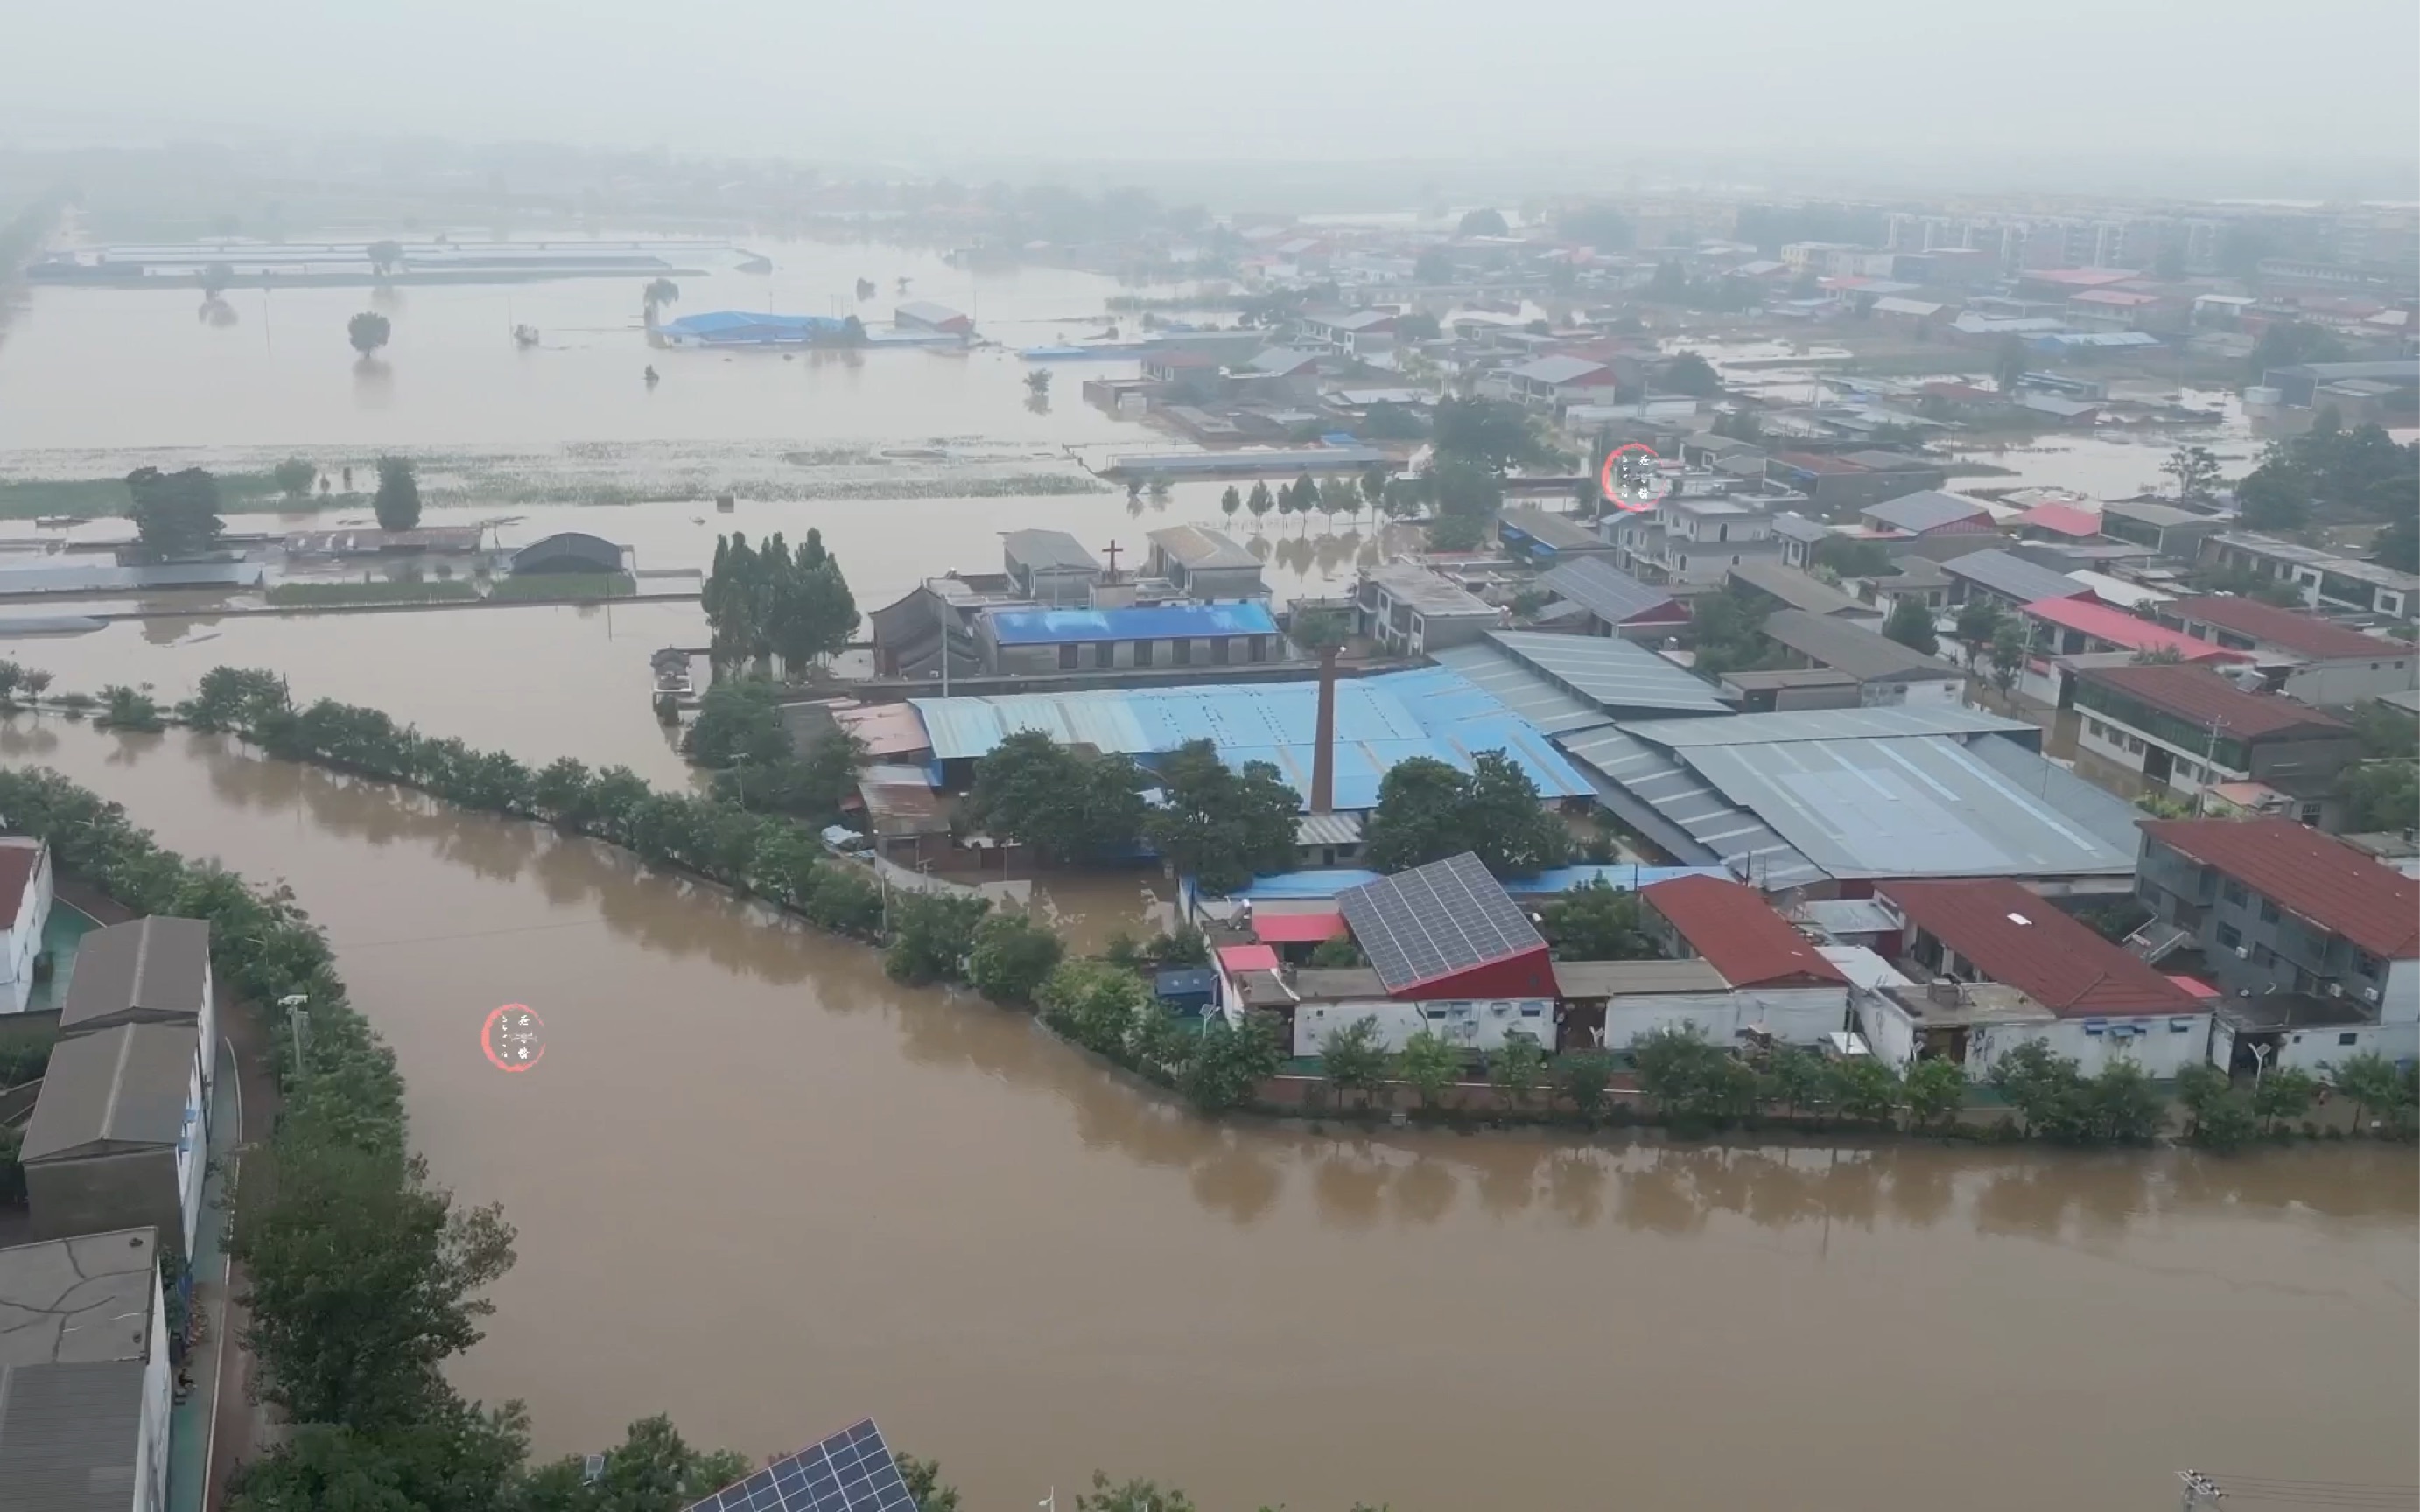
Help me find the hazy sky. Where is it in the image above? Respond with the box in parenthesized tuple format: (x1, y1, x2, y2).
(9, 0, 2418, 188)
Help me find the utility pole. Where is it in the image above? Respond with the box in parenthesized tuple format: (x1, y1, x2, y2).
(2177, 1469, 2225, 1508)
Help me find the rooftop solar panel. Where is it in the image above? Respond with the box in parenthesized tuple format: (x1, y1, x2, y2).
(684, 1419, 916, 1512)
(1338, 851, 1546, 994)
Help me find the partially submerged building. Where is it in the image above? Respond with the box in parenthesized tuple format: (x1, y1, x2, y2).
(974, 602, 1283, 675)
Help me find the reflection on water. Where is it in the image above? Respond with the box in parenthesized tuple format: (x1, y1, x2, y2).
(8, 719, 2415, 1512)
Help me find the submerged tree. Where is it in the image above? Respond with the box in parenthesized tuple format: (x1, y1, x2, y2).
(347, 310, 392, 358)
(373, 455, 422, 531)
(123, 466, 226, 562)
(642, 277, 681, 328)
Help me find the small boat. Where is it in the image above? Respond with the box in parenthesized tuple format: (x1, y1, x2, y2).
(512, 324, 540, 347)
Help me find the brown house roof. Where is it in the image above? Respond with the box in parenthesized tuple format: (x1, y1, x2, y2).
(2139, 818, 2420, 959)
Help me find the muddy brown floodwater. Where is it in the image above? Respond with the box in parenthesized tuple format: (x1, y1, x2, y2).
(5, 716, 2414, 1512)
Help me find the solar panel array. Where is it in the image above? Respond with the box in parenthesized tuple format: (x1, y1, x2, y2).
(1339, 851, 1546, 993)
(684, 1419, 917, 1512)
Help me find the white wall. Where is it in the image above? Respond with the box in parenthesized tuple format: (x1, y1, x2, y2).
(2269, 1020, 2415, 1076)
(1860, 995, 1921, 1069)
(2283, 654, 2416, 707)
(196, 959, 218, 1109)
(175, 1059, 204, 1259)
(0, 844, 52, 1014)
(1603, 985, 1848, 1054)
(137, 1271, 171, 1512)
(2381, 958, 2418, 1028)
(1862, 676, 1967, 709)
(1296, 998, 1555, 1057)
(1968, 1012, 2213, 1080)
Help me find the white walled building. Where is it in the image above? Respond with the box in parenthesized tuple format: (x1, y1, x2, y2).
(0, 836, 54, 1014)
(0, 1227, 172, 1512)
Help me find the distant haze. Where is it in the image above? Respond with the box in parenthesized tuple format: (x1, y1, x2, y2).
(4, 0, 2417, 199)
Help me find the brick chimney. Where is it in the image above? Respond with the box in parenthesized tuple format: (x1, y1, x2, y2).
(1310, 645, 1339, 814)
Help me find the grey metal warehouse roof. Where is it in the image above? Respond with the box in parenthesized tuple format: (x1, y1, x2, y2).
(1429, 641, 1616, 734)
(1555, 725, 1823, 891)
(1484, 630, 1735, 717)
(20, 1025, 195, 1164)
(1146, 525, 1259, 571)
(1675, 731, 2137, 881)
(1000, 528, 1100, 573)
(1624, 703, 2030, 748)
(1537, 556, 1679, 626)
(59, 916, 210, 1034)
(0, 1228, 158, 1512)
(1760, 609, 1966, 684)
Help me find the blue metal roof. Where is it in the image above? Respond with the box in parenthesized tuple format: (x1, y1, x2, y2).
(1236, 869, 1385, 900)
(911, 670, 1595, 808)
(660, 310, 846, 342)
(983, 602, 1277, 646)
(1501, 864, 1731, 895)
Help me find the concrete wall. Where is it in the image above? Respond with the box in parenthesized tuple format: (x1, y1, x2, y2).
(987, 633, 1276, 676)
(27, 1150, 185, 1257)
(2142, 837, 2409, 1006)
(1292, 998, 1555, 1057)
(0, 844, 53, 1014)
(1599, 985, 1849, 1053)
(1966, 1012, 2213, 1080)
(1860, 996, 1921, 1068)
(1859, 675, 1967, 709)
(137, 1273, 170, 1512)
(2283, 654, 2418, 707)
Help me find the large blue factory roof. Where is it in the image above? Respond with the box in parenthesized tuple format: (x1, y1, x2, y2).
(909, 669, 1593, 810)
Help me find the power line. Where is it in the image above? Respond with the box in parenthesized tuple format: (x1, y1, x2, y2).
(2183, 1469, 2420, 1510)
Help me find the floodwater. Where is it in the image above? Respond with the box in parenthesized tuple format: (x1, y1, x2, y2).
(7, 717, 2415, 1512)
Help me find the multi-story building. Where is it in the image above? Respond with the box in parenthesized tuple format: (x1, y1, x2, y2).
(2161, 595, 2419, 706)
(2199, 531, 2418, 620)
(1606, 489, 1785, 585)
(2135, 818, 2418, 1068)
(2070, 662, 2359, 819)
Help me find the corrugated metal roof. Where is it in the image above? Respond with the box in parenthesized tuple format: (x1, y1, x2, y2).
(1728, 562, 1877, 620)
(1484, 630, 1735, 716)
(1237, 868, 1384, 900)
(0, 1225, 158, 1512)
(1147, 525, 1259, 571)
(1944, 549, 2096, 605)
(1499, 508, 1611, 554)
(982, 602, 1277, 646)
(2023, 597, 2244, 661)
(1508, 355, 1614, 385)
(2170, 596, 2392, 662)
(1294, 811, 1365, 847)
(60, 917, 210, 1033)
(2141, 818, 2419, 959)
(1633, 704, 2030, 748)
(1639, 875, 1848, 987)
(1502, 864, 1731, 896)
(2078, 662, 2352, 738)
(1429, 641, 1616, 735)
(21, 1024, 196, 1163)
(1878, 879, 2203, 1015)
(1537, 557, 1680, 626)
(1680, 734, 2138, 881)
(1555, 725, 1823, 890)
(1760, 609, 1964, 683)
(1861, 490, 1989, 535)
(1000, 529, 1099, 574)
(1552, 959, 1728, 997)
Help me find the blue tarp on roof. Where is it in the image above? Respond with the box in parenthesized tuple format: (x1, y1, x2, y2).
(1501, 864, 1729, 896)
(659, 310, 847, 344)
(984, 602, 1277, 646)
(1235, 869, 1385, 900)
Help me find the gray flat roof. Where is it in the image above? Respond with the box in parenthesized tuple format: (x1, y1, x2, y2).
(1499, 508, 1614, 554)
(1729, 561, 1877, 619)
(1430, 641, 1621, 735)
(1632, 703, 2031, 748)
(1761, 609, 1966, 683)
(1942, 548, 2094, 605)
(59, 916, 209, 1034)
(1485, 630, 1735, 717)
(0, 1228, 157, 1512)
(1861, 490, 1988, 533)
(1001, 528, 1100, 575)
(1147, 525, 1259, 571)
(1363, 564, 1498, 619)
(1294, 967, 1388, 1000)
(1556, 724, 1823, 891)
(1538, 556, 1679, 626)
(1553, 958, 1729, 997)
(21, 1025, 194, 1164)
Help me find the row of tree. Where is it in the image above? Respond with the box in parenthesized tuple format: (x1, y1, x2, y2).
(701, 530, 860, 671)
(965, 732, 1301, 890)
(121, 457, 423, 562)
(2176, 1057, 2416, 1150)
(0, 764, 773, 1512)
(2234, 410, 2420, 552)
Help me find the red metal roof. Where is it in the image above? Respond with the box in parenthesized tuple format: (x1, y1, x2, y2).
(1771, 452, 1871, 476)
(0, 843, 38, 920)
(2171, 596, 2397, 662)
(1878, 879, 2203, 1016)
(1216, 942, 1280, 974)
(2139, 819, 2420, 959)
(2077, 663, 2353, 739)
(1252, 912, 1346, 944)
(2015, 501, 2103, 538)
(1640, 875, 1847, 989)
(2023, 597, 2248, 662)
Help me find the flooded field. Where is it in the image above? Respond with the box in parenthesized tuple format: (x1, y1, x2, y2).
(7, 716, 2415, 1512)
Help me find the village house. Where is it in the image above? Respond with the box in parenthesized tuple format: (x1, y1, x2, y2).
(1532, 556, 1689, 640)
(22, 1025, 207, 1253)
(1505, 354, 1628, 413)
(0, 1227, 173, 1512)
(1764, 451, 1947, 512)
(1145, 526, 1267, 600)
(1756, 610, 1969, 707)
(1609, 493, 1787, 585)
(0, 835, 54, 1013)
(1496, 508, 1618, 565)
(1860, 878, 2213, 1080)
(1726, 561, 1886, 626)
(973, 601, 1283, 675)
(2134, 818, 2418, 1070)
(2159, 595, 2417, 705)
(1855, 490, 1995, 539)
(2199, 532, 2417, 620)
(2097, 500, 2227, 562)
(1294, 309, 1398, 359)
(1356, 564, 1503, 654)
(1000, 529, 1101, 606)
(1940, 549, 2098, 614)
(2069, 662, 2359, 817)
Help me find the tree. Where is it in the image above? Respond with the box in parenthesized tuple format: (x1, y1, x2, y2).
(235, 1135, 516, 1429)
(1489, 1029, 1550, 1116)
(966, 731, 1147, 864)
(1557, 1052, 1614, 1122)
(366, 239, 404, 277)
(228, 1397, 530, 1512)
(1902, 1058, 1966, 1130)
(1414, 247, 1454, 284)
(2161, 445, 2221, 503)
(1540, 879, 1655, 960)
(1245, 480, 1274, 527)
(1075, 1472, 1198, 1512)
(1432, 396, 1562, 473)
(1689, 586, 1771, 678)
(2331, 1052, 2408, 1133)
(1766, 1046, 1827, 1118)
(884, 892, 991, 985)
(123, 466, 226, 562)
(2253, 1065, 2318, 1133)
(642, 277, 681, 327)
(1988, 619, 2029, 701)
(2245, 320, 2346, 382)
(1993, 334, 2026, 395)
(892, 1454, 962, 1512)
(1882, 597, 1939, 656)
(1393, 1028, 1463, 1111)
(700, 530, 858, 672)
(1220, 485, 1241, 522)
(372, 456, 421, 531)
(347, 310, 392, 357)
(1658, 352, 1722, 397)
(1145, 740, 1301, 893)
(2080, 1058, 2166, 1144)
(272, 457, 317, 500)
(1954, 598, 2003, 667)
(1456, 206, 1509, 237)
(2341, 761, 2418, 832)
(1988, 1041, 2082, 1140)
(1827, 1057, 1903, 1126)
(1319, 1016, 1389, 1110)
(1396, 311, 1441, 342)
(1630, 1025, 1729, 1122)
(1361, 752, 1566, 878)
(1180, 1012, 1282, 1112)
(515, 1416, 754, 1512)
(2236, 458, 2311, 530)
(684, 678, 790, 770)
(1812, 535, 1894, 579)
(965, 913, 1064, 1005)
(1037, 960, 1151, 1058)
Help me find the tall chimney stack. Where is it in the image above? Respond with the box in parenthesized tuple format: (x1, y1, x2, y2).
(1310, 645, 1338, 814)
